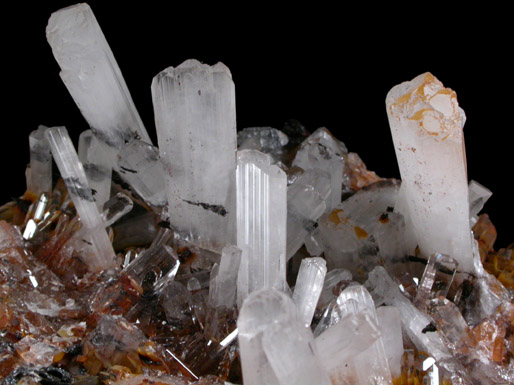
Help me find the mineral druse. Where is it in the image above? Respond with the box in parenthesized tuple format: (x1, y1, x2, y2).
(1, 3, 513, 385)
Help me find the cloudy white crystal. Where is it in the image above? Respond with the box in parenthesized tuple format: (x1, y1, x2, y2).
(152, 59, 237, 250)
(386, 73, 475, 273)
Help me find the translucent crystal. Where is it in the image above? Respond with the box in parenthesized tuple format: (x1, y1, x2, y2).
(376, 306, 403, 377)
(292, 257, 327, 327)
(286, 169, 331, 259)
(209, 245, 242, 308)
(236, 150, 287, 305)
(237, 126, 289, 162)
(117, 138, 167, 207)
(78, 129, 112, 209)
(45, 126, 115, 272)
(318, 268, 353, 309)
(316, 309, 388, 385)
(386, 73, 475, 273)
(101, 192, 133, 227)
(152, 59, 237, 250)
(414, 253, 458, 310)
(468, 180, 493, 226)
(26, 125, 52, 195)
(292, 127, 347, 210)
(262, 319, 331, 385)
(238, 288, 298, 385)
(46, 3, 150, 149)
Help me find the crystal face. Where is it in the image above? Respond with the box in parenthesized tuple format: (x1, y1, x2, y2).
(1, 3, 513, 385)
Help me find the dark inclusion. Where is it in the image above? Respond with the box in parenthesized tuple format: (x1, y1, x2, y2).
(63, 177, 94, 202)
(183, 199, 228, 216)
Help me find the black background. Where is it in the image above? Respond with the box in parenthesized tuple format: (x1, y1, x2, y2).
(2, 2, 512, 246)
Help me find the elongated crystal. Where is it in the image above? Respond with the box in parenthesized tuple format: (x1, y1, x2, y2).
(238, 288, 298, 385)
(376, 306, 403, 377)
(78, 129, 112, 209)
(292, 127, 347, 210)
(101, 192, 133, 227)
(117, 139, 167, 207)
(46, 3, 150, 149)
(209, 245, 242, 308)
(27, 125, 52, 195)
(386, 73, 474, 272)
(262, 319, 331, 385)
(45, 126, 115, 272)
(292, 257, 327, 327)
(236, 150, 287, 305)
(152, 59, 237, 250)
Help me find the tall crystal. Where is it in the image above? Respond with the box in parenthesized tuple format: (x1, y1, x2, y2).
(386, 73, 474, 272)
(209, 245, 242, 308)
(152, 59, 237, 250)
(46, 3, 150, 149)
(236, 150, 287, 305)
(27, 125, 52, 195)
(45, 126, 115, 272)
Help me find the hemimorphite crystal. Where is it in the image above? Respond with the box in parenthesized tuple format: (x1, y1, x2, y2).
(292, 257, 327, 327)
(78, 129, 112, 209)
(152, 59, 237, 250)
(45, 126, 115, 272)
(292, 127, 347, 211)
(209, 245, 242, 308)
(238, 289, 298, 385)
(26, 126, 52, 196)
(386, 73, 475, 273)
(236, 150, 287, 305)
(46, 3, 150, 149)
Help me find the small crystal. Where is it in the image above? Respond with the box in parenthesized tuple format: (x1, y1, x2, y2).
(292, 257, 327, 327)
(209, 245, 242, 308)
(292, 127, 347, 211)
(414, 253, 458, 310)
(27, 125, 52, 195)
(78, 129, 112, 209)
(101, 192, 133, 227)
(468, 180, 493, 226)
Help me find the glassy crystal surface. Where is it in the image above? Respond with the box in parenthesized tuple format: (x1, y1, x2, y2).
(386, 73, 475, 273)
(237, 288, 298, 385)
(468, 180, 493, 226)
(292, 127, 347, 211)
(78, 129, 112, 209)
(237, 127, 289, 162)
(414, 253, 458, 310)
(376, 306, 403, 377)
(46, 3, 150, 149)
(45, 126, 115, 272)
(292, 257, 327, 327)
(209, 245, 242, 308)
(236, 150, 287, 305)
(27, 125, 52, 195)
(152, 59, 237, 250)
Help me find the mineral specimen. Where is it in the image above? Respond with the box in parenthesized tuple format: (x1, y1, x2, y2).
(1, 3, 512, 385)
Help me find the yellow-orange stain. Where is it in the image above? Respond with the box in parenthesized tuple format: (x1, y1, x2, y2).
(328, 209, 345, 226)
(53, 351, 65, 363)
(354, 226, 368, 239)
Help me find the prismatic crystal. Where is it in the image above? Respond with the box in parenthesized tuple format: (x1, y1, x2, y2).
(1, 3, 513, 385)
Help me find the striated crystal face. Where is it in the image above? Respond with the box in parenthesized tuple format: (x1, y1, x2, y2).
(1, 4, 513, 385)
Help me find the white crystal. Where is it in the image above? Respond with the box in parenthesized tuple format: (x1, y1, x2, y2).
(292, 127, 347, 211)
(209, 245, 242, 308)
(262, 319, 331, 385)
(287, 169, 331, 259)
(376, 306, 403, 377)
(238, 288, 298, 385)
(468, 180, 492, 226)
(386, 73, 475, 273)
(78, 129, 112, 209)
(236, 150, 287, 305)
(152, 59, 237, 250)
(117, 139, 167, 207)
(46, 3, 150, 149)
(292, 257, 327, 327)
(45, 126, 115, 272)
(27, 125, 52, 195)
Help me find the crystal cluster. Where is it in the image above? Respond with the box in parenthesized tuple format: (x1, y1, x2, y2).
(1, 3, 513, 385)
